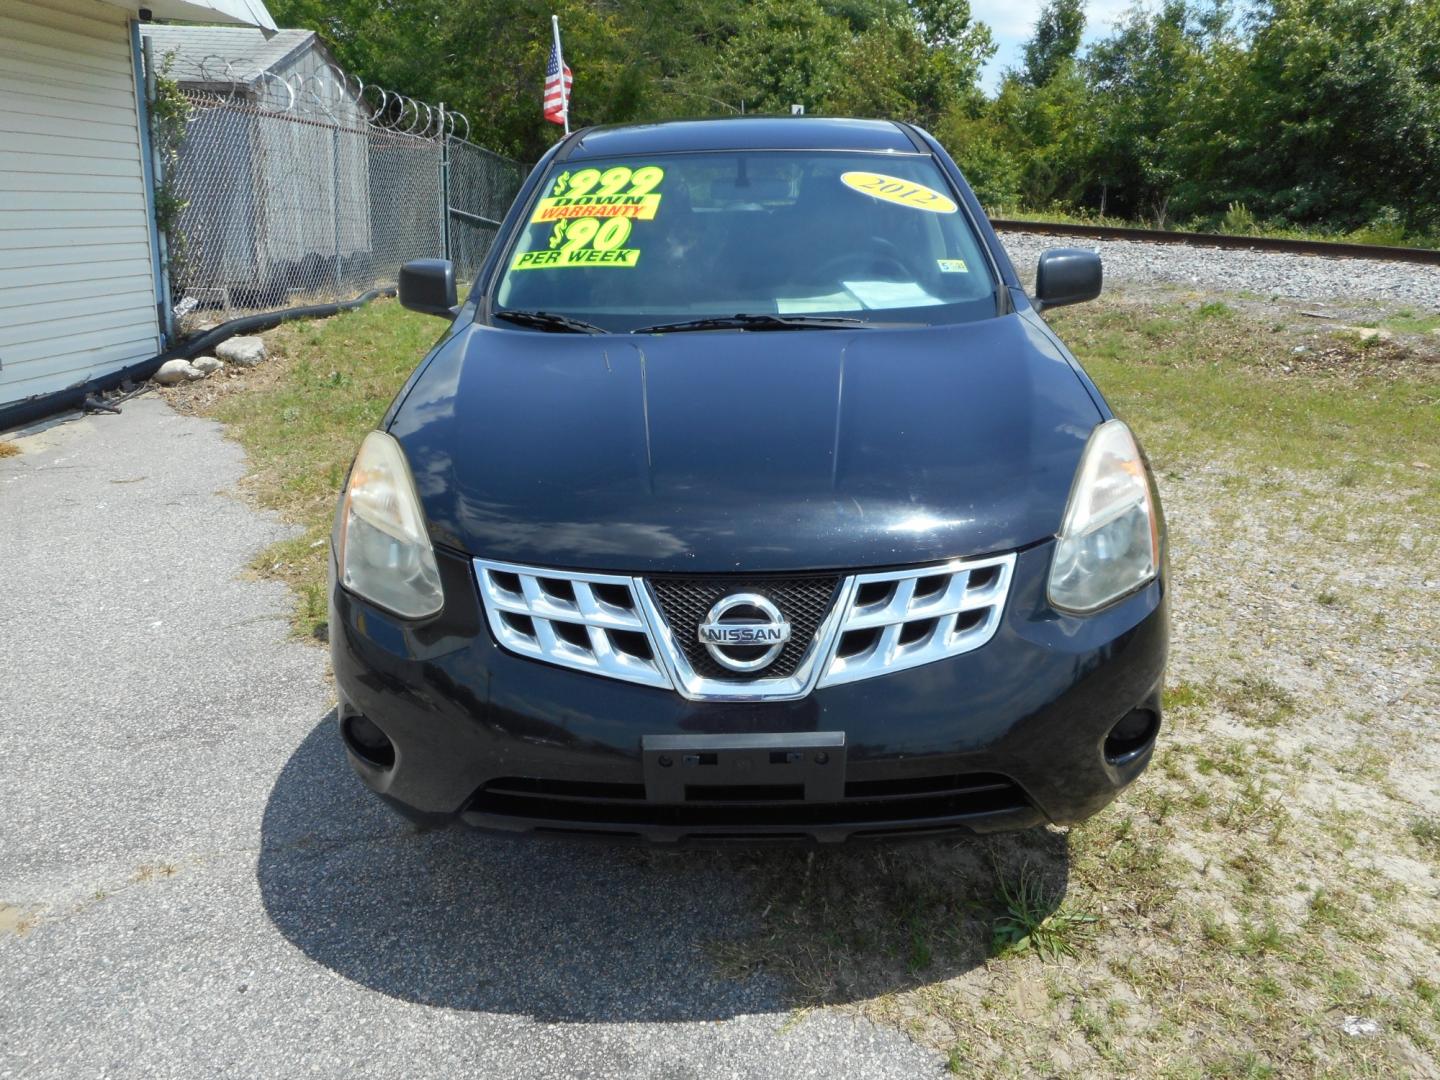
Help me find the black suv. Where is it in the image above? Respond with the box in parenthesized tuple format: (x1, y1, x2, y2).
(328, 117, 1168, 842)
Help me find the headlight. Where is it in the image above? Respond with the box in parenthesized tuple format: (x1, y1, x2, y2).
(335, 431, 444, 619)
(1048, 419, 1161, 613)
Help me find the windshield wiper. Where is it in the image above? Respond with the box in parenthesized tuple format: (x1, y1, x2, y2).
(492, 309, 606, 334)
(631, 313, 876, 334)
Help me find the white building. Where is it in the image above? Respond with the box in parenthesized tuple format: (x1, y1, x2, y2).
(0, 0, 275, 411)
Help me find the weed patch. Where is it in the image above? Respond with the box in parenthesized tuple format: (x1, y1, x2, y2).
(1411, 817, 1440, 856)
(1212, 675, 1299, 728)
(992, 868, 1098, 960)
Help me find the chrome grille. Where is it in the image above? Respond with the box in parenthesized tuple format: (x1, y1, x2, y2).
(474, 553, 1016, 700)
(646, 576, 841, 680)
(474, 560, 671, 690)
(817, 554, 1016, 688)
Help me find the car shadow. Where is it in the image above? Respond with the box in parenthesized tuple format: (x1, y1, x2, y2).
(258, 712, 1070, 1022)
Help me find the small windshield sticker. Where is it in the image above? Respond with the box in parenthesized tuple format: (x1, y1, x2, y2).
(937, 258, 969, 273)
(511, 216, 640, 270)
(840, 171, 957, 214)
(530, 165, 666, 222)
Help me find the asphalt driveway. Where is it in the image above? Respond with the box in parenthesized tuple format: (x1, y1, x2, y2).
(0, 398, 942, 1078)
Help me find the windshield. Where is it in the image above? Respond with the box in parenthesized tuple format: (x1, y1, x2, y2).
(492, 150, 998, 333)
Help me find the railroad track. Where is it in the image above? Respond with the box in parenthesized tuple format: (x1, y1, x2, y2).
(989, 219, 1440, 267)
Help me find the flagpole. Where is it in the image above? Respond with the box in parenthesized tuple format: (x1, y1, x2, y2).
(551, 14, 569, 135)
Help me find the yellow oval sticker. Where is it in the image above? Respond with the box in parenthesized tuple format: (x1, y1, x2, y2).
(841, 171, 958, 214)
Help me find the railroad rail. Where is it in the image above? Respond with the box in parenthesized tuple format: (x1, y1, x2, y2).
(989, 219, 1440, 267)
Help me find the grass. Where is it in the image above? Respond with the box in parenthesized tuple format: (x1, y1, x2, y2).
(176, 289, 1440, 1075)
(1044, 299, 1440, 495)
(1373, 310, 1440, 335)
(0, 440, 20, 458)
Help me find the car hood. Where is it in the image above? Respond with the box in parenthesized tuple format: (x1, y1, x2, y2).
(389, 314, 1103, 573)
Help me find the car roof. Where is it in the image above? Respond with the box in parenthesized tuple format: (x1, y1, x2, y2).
(565, 117, 921, 159)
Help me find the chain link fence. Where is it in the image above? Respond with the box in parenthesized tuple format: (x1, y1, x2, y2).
(447, 137, 528, 282)
(164, 86, 525, 332)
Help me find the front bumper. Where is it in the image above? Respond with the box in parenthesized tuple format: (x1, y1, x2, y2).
(329, 541, 1168, 843)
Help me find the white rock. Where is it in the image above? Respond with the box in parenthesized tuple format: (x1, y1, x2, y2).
(216, 336, 266, 366)
(153, 359, 202, 385)
(1341, 1016, 1381, 1037)
(192, 356, 224, 374)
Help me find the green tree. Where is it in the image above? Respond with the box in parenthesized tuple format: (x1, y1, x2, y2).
(265, 0, 447, 113)
(270, 0, 675, 158)
(1021, 0, 1084, 86)
(935, 0, 1092, 211)
(1082, 1, 1234, 223)
(718, 0, 992, 126)
(717, 0, 852, 115)
(268, 0, 1440, 240)
(1228, 0, 1440, 231)
(830, 2, 994, 128)
(934, 103, 1024, 206)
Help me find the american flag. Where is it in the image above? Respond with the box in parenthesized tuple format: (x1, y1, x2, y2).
(543, 38, 572, 127)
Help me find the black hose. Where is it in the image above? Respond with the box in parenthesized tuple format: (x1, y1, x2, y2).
(0, 287, 397, 434)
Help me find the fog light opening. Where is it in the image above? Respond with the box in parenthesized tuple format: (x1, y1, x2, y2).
(342, 714, 396, 770)
(1105, 707, 1159, 765)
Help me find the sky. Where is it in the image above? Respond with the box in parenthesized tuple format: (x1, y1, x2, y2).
(970, 0, 1139, 93)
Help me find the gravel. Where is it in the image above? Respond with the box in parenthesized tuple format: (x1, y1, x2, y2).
(0, 398, 942, 1080)
(999, 230, 1440, 311)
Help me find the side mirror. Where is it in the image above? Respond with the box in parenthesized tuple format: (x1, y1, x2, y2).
(398, 258, 458, 318)
(1034, 248, 1102, 310)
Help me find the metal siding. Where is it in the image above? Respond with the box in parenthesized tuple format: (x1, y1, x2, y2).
(0, 0, 162, 406)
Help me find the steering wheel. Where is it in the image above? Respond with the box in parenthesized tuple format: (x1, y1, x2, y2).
(814, 238, 911, 283)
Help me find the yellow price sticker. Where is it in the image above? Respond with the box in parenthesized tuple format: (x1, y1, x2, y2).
(530, 193, 662, 223)
(550, 165, 665, 199)
(511, 216, 642, 270)
(840, 171, 957, 214)
(534, 164, 667, 223)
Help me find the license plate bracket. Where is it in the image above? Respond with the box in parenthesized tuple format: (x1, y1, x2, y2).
(642, 732, 846, 803)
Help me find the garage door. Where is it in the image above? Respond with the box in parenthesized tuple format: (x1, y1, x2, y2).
(0, 0, 162, 407)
